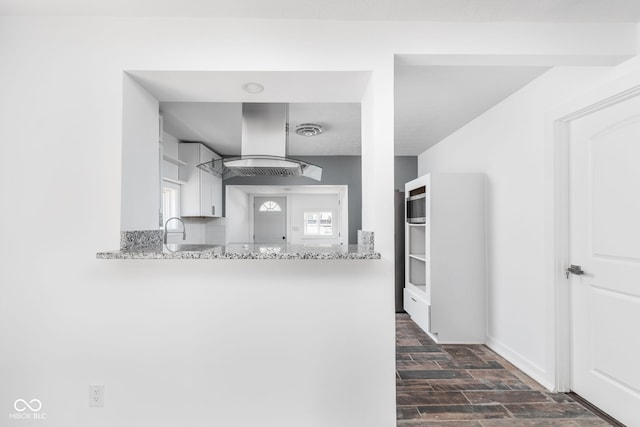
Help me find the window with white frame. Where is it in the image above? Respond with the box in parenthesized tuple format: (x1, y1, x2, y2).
(162, 181, 181, 229)
(304, 211, 333, 236)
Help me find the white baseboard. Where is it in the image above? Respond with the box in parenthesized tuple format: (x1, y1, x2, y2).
(485, 336, 554, 391)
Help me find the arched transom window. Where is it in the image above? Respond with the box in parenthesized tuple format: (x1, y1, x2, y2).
(258, 200, 282, 212)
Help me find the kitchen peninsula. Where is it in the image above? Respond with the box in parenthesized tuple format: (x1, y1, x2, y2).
(93, 70, 395, 427)
(97, 243, 381, 260)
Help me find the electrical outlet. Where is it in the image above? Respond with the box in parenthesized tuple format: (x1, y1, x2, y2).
(89, 385, 104, 407)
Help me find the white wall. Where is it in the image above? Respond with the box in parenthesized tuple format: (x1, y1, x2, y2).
(418, 63, 640, 388)
(226, 187, 251, 243)
(121, 74, 160, 231)
(204, 217, 227, 244)
(0, 15, 636, 427)
(0, 17, 396, 427)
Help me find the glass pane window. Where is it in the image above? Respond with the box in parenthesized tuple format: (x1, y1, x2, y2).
(259, 201, 282, 212)
(304, 211, 333, 236)
(162, 182, 180, 229)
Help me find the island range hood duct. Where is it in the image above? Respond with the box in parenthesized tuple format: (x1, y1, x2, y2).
(197, 103, 322, 181)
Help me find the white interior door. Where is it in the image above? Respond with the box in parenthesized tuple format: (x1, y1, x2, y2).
(254, 196, 287, 243)
(569, 93, 640, 426)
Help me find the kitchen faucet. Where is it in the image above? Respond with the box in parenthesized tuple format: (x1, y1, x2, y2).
(163, 217, 186, 244)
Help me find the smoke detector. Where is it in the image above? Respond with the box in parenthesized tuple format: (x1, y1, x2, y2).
(295, 123, 324, 137)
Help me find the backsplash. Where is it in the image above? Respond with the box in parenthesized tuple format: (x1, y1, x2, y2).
(357, 230, 375, 251)
(120, 230, 163, 251)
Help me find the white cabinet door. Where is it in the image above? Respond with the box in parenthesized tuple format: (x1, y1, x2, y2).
(179, 143, 222, 217)
(199, 169, 214, 216)
(199, 144, 214, 216)
(198, 144, 223, 217)
(212, 174, 222, 218)
(178, 143, 201, 217)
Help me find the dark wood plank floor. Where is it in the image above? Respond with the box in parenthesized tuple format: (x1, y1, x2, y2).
(396, 313, 613, 426)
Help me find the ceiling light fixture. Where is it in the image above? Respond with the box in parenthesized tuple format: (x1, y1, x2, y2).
(242, 82, 264, 94)
(295, 123, 324, 137)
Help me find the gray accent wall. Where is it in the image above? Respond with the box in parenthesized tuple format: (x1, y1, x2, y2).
(223, 155, 417, 243)
(394, 156, 418, 191)
(223, 156, 361, 243)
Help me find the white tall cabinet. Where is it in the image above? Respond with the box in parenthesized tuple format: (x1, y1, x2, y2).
(404, 173, 486, 344)
(179, 142, 223, 217)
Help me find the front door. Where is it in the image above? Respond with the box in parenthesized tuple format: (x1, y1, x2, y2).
(569, 93, 640, 426)
(254, 196, 287, 243)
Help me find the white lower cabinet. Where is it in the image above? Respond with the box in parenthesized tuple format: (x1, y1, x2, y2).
(405, 173, 486, 344)
(403, 287, 430, 333)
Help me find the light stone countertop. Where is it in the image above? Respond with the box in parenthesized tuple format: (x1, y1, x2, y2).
(96, 243, 381, 260)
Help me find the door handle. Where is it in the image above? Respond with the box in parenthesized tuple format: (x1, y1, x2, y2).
(566, 265, 585, 279)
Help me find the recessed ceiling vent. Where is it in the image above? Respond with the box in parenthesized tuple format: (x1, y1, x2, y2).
(295, 123, 324, 137)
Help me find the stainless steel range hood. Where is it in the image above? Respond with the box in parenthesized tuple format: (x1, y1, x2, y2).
(197, 103, 322, 181)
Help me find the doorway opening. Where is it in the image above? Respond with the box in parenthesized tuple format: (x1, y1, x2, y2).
(254, 196, 287, 243)
(226, 185, 348, 245)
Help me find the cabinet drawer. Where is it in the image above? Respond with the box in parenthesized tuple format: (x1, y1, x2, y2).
(404, 287, 430, 333)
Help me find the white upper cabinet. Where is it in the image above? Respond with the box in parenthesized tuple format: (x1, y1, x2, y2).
(178, 142, 222, 217)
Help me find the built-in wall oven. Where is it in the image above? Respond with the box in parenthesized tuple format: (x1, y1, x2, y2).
(406, 188, 426, 224)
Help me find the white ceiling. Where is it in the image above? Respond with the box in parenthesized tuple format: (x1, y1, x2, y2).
(394, 65, 550, 155)
(135, 71, 365, 156)
(150, 66, 550, 156)
(63, 0, 637, 158)
(3, 0, 640, 22)
(161, 102, 362, 156)
(130, 71, 370, 104)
